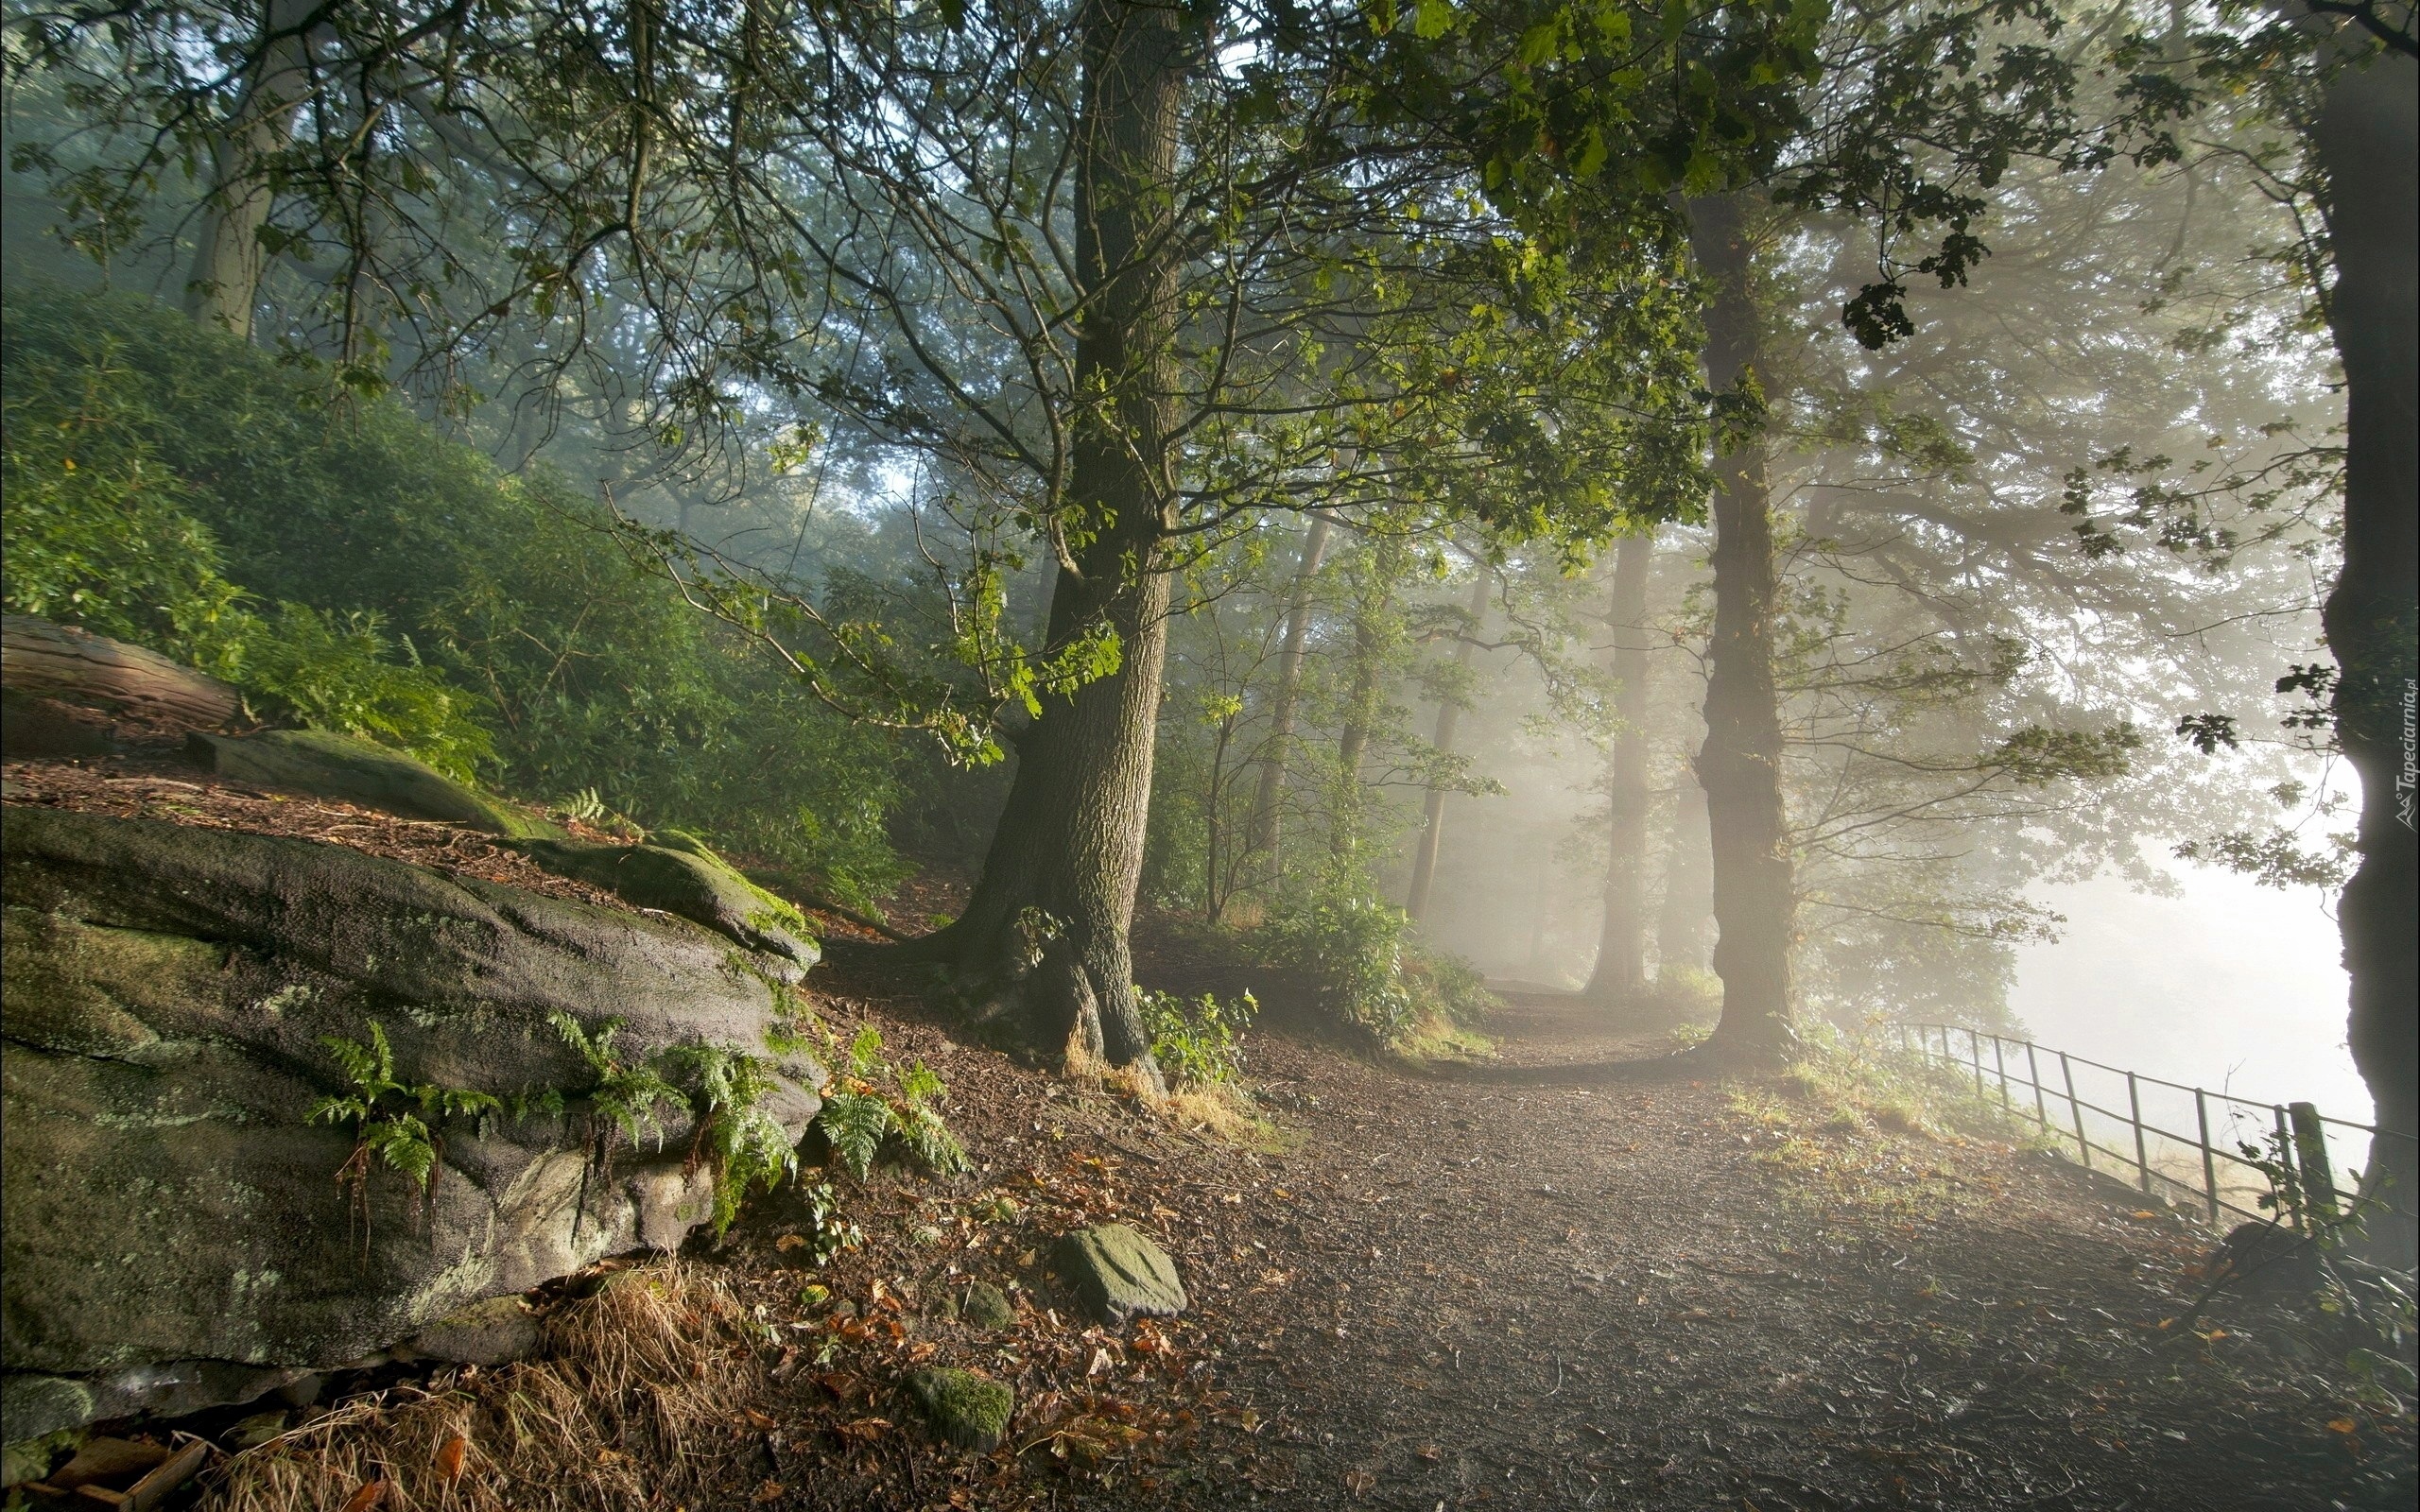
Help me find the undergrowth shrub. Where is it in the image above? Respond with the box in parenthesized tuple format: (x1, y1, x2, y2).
(1256, 887, 1495, 1050)
(2, 285, 914, 903)
(1138, 988, 1257, 1090)
(815, 1024, 970, 1179)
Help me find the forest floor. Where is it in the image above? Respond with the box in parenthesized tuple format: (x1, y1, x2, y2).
(696, 954, 2411, 1512)
(7, 761, 2411, 1510)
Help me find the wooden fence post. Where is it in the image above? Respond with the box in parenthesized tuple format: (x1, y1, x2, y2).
(2288, 1102, 2338, 1222)
(2195, 1089, 2219, 1223)
(2063, 1053, 2089, 1169)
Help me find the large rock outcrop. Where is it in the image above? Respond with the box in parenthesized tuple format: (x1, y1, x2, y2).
(0, 809, 823, 1448)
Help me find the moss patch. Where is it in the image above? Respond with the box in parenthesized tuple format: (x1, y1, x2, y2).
(905, 1367, 1012, 1452)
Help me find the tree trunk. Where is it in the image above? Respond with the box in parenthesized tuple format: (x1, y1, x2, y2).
(1331, 539, 1399, 865)
(1406, 570, 1491, 921)
(2309, 38, 2418, 1264)
(1654, 776, 1715, 976)
(919, 0, 1187, 1080)
(1583, 532, 1654, 1006)
(1246, 515, 1333, 873)
(1687, 194, 1797, 1067)
(185, 0, 315, 338)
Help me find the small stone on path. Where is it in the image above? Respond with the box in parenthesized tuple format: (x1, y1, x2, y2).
(1051, 1223, 1186, 1326)
(906, 1367, 1013, 1451)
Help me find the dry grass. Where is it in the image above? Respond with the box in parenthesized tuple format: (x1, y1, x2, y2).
(198, 1263, 765, 1512)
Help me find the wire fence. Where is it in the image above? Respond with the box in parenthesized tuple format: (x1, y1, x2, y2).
(1887, 1022, 2415, 1233)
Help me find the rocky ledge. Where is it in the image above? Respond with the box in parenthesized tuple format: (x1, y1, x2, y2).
(1, 807, 825, 1451)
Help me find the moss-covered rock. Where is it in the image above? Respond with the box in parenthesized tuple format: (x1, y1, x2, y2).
(0, 808, 823, 1448)
(960, 1280, 1017, 1331)
(906, 1367, 1013, 1452)
(517, 830, 818, 975)
(1050, 1224, 1187, 1326)
(186, 728, 555, 838)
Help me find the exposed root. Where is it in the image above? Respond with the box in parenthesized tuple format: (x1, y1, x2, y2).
(197, 1262, 764, 1512)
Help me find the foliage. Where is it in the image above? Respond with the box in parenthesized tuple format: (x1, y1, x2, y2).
(0, 287, 915, 903)
(1137, 989, 1258, 1091)
(308, 1021, 501, 1205)
(0, 318, 493, 778)
(666, 1043, 801, 1237)
(814, 1024, 970, 1180)
(1260, 890, 1419, 1040)
(547, 1011, 688, 1159)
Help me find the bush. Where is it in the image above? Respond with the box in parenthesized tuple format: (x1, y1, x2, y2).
(1260, 889, 1417, 1040)
(1138, 988, 1257, 1089)
(1, 285, 913, 902)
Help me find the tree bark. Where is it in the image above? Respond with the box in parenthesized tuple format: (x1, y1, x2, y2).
(1406, 570, 1491, 921)
(1687, 194, 1798, 1067)
(2309, 36, 2418, 1263)
(1583, 532, 1654, 1006)
(1654, 776, 1715, 976)
(918, 0, 1187, 1080)
(184, 0, 316, 338)
(1246, 515, 1332, 873)
(1331, 539, 1400, 865)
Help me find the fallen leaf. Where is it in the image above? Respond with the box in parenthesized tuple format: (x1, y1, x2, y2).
(752, 1480, 786, 1503)
(1345, 1468, 1377, 1495)
(835, 1417, 892, 1442)
(338, 1481, 388, 1512)
(1413, 1443, 1442, 1463)
(435, 1433, 469, 1484)
(744, 1409, 779, 1432)
(2129, 1210, 2159, 1221)
(2326, 1418, 2358, 1435)
(775, 1233, 807, 1253)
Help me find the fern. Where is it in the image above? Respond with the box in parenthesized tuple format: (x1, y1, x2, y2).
(819, 1091, 893, 1180)
(669, 1043, 802, 1234)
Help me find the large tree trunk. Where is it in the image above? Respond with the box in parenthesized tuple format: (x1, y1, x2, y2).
(1330, 538, 1399, 865)
(1687, 194, 1797, 1067)
(1246, 515, 1333, 874)
(1405, 570, 1491, 921)
(1583, 532, 1654, 1006)
(1654, 776, 1715, 976)
(919, 0, 1187, 1079)
(2309, 37, 2418, 1265)
(185, 0, 315, 338)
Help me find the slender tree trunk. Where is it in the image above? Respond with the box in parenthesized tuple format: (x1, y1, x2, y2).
(1406, 571, 1491, 921)
(2309, 38, 2418, 1264)
(1687, 194, 1797, 1067)
(1247, 515, 1333, 873)
(1654, 776, 1715, 975)
(1583, 532, 1654, 1005)
(185, 0, 315, 338)
(921, 0, 1187, 1079)
(1332, 541, 1398, 864)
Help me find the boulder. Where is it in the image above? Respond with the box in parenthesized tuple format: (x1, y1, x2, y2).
(1049, 1224, 1187, 1326)
(1, 808, 823, 1448)
(185, 729, 553, 838)
(516, 831, 818, 975)
(398, 1296, 541, 1367)
(905, 1367, 1013, 1452)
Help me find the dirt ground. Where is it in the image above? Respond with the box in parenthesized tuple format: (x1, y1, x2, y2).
(681, 956, 2412, 1512)
(6, 763, 2410, 1510)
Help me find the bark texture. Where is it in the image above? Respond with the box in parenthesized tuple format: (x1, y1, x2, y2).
(1583, 533, 1653, 1006)
(2310, 38, 2418, 1263)
(921, 0, 1187, 1078)
(1687, 195, 1797, 1066)
(184, 0, 315, 338)
(1406, 572, 1491, 921)
(1655, 778, 1715, 976)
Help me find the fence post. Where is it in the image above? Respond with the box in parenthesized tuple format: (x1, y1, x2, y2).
(2127, 1072, 2151, 1195)
(2026, 1042, 2048, 1131)
(2195, 1089, 2220, 1223)
(2273, 1105, 2300, 1230)
(1992, 1037, 2012, 1114)
(1968, 1028, 1987, 1100)
(2288, 1102, 2339, 1222)
(2063, 1052, 2090, 1169)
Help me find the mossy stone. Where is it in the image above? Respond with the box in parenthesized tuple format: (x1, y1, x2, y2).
(516, 833, 818, 973)
(960, 1280, 1016, 1331)
(906, 1367, 1013, 1452)
(1050, 1223, 1186, 1326)
(186, 729, 556, 838)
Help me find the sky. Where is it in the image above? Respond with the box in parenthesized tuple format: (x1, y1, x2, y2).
(2009, 858, 2368, 1127)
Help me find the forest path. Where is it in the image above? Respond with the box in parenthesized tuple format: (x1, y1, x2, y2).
(1148, 993, 2400, 1511)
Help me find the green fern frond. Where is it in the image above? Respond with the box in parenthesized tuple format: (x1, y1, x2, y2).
(820, 1091, 892, 1179)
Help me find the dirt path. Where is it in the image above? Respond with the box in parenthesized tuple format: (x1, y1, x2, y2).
(724, 971, 2408, 1512)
